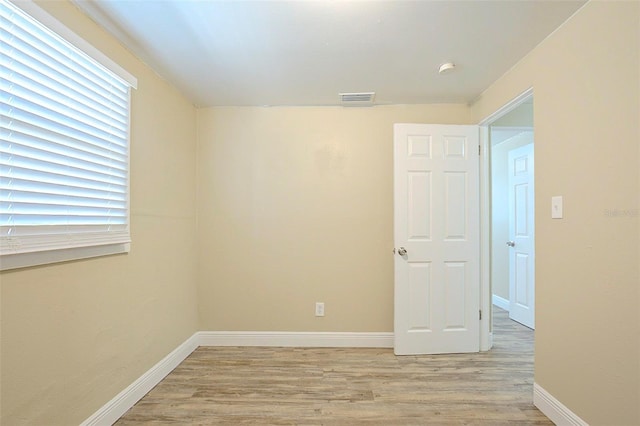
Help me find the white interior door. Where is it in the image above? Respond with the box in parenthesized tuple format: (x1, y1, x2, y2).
(394, 124, 480, 355)
(507, 143, 535, 328)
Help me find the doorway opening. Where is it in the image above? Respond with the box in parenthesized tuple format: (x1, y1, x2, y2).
(479, 89, 535, 353)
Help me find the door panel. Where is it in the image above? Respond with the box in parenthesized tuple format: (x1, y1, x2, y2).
(394, 124, 480, 355)
(445, 172, 467, 239)
(515, 253, 529, 305)
(408, 172, 431, 239)
(444, 261, 466, 328)
(408, 262, 431, 329)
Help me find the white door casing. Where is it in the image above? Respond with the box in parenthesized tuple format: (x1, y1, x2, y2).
(394, 124, 480, 355)
(508, 143, 535, 329)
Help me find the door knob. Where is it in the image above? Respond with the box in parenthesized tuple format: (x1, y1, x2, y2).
(506, 241, 515, 247)
(397, 247, 407, 256)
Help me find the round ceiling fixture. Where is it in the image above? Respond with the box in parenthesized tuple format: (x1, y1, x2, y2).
(438, 62, 456, 74)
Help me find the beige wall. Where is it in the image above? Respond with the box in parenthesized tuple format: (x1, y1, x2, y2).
(0, 1, 199, 425)
(472, 2, 640, 424)
(196, 105, 471, 332)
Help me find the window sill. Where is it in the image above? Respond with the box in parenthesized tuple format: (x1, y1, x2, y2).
(0, 243, 130, 271)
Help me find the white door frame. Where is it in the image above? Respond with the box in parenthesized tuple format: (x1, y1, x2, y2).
(478, 87, 534, 351)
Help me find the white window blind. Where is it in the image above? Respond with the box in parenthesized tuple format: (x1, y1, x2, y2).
(0, 0, 136, 265)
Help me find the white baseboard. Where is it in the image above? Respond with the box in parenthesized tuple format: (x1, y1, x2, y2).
(80, 333, 200, 426)
(534, 383, 588, 426)
(492, 294, 510, 311)
(198, 331, 394, 348)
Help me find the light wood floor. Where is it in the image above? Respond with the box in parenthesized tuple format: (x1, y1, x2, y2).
(116, 308, 549, 425)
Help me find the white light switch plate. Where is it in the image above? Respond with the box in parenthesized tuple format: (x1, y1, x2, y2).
(551, 196, 563, 219)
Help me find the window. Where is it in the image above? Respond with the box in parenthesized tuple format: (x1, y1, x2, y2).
(1, 0, 137, 270)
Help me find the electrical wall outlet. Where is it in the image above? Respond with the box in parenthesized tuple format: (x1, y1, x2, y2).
(315, 302, 325, 317)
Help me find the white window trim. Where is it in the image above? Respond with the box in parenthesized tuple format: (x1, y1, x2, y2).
(0, 242, 131, 270)
(1, 0, 137, 271)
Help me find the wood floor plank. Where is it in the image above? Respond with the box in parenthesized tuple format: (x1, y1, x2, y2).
(116, 308, 550, 425)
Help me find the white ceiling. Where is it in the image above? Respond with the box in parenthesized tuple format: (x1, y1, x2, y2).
(73, 0, 585, 107)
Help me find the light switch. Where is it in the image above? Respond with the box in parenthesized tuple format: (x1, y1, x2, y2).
(551, 196, 563, 219)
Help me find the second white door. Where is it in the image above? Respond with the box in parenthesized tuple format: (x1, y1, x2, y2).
(507, 143, 535, 328)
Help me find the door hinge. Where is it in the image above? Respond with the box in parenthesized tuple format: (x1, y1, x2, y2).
(478, 145, 481, 155)
(479, 310, 482, 320)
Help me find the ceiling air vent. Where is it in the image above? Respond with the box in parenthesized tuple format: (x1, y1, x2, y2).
(339, 92, 375, 107)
